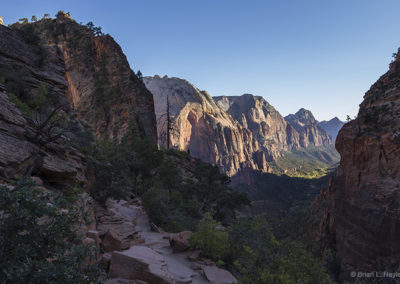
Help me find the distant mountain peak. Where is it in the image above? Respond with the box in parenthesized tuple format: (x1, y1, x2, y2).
(286, 108, 317, 126)
(295, 108, 315, 118)
(318, 117, 345, 141)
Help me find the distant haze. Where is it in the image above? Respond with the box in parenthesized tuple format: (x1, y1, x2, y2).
(3, 0, 400, 121)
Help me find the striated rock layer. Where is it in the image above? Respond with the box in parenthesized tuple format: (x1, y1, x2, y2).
(214, 94, 299, 161)
(0, 86, 86, 185)
(215, 96, 333, 160)
(315, 54, 400, 281)
(144, 76, 269, 176)
(0, 13, 157, 143)
(285, 108, 333, 148)
(145, 75, 335, 177)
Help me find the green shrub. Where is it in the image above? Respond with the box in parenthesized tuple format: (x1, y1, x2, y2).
(31, 83, 48, 111)
(141, 185, 181, 231)
(65, 120, 96, 154)
(89, 141, 137, 202)
(13, 23, 41, 45)
(89, 136, 163, 202)
(0, 178, 101, 283)
(189, 213, 230, 262)
(142, 183, 201, 232)
(7, 93, 33, 116)
(228, 217, 333, 284)
(185, 162, 250, 225)
(269, 241, 333, 284)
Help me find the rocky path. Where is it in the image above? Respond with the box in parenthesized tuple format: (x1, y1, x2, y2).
(94, 199, 237, 284)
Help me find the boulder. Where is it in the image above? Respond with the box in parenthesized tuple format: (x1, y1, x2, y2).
(41, 155, 78, 184)
(87, 230, 101, 259)
(201, 265, 238, 284)
(105, 279, 149, 284)
(187, 250, 201, 261)
(109, 246, 173, 284)
(168, 231, 193, 253)
(100, 252, 112, 270)
(96, 200, 137, 250)
(103, 229, 123, 252)
(82, 237, 96, 265)
(31, 176, 44, 186)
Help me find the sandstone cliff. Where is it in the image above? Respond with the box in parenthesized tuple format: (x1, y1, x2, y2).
(214, 94, 300, 161)
(285, 108, 333, 148)
(145, 75, 338, 177)
(216, 96, 338, 177)
(0, 85, 86, 185)
(314, 54, 400, 281)
(143, 76, 269, 176)
(0, 13, 157, 143)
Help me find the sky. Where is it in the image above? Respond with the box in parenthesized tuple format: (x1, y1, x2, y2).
(2, 0, 400, 121)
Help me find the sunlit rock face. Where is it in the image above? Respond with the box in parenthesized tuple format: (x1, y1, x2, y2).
(144, 76, 269, 176)
(285, 108, 333, 148)
(145, 75, 337, 177)
(216, 97, 334, 161)
(215, 94, 297, 161)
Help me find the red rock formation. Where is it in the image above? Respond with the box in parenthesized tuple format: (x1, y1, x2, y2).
(146, 75, 336, 177)
(144, 76, 269, 176)
(285, 108, 333, 148)
(0, 13, 157, 143)
(215, 94, 300, 160)
(314, 54, 400, 281)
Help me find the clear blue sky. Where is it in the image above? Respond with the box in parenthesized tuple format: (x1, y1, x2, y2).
(3, 0, 400, 121)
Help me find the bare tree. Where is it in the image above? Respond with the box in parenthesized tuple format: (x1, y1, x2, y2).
(24, 104, 67, 146)
(157, 94, 179, 149)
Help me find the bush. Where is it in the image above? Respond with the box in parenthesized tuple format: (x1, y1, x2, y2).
(7, 93, 33, 116)
(0, 178, 101, 283)
(13, 23, 40, 45)
(142, 183, 201, 232)
(189, 213, 230, 262)
(184, 162, 250, 225)
(141, 155, 250, 232)
(228, 217, 333, 284)
(89, 141, 137, 202)
(89, 136, 163, 202)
